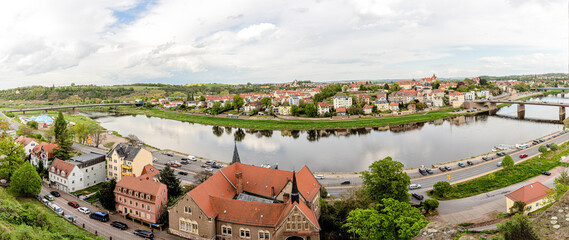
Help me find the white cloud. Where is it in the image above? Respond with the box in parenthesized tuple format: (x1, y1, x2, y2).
(0, 0, 566, 89)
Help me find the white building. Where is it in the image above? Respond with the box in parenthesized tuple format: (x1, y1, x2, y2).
(464, 91, 475, 101)
(476, 90, 490, 99)
(333, 96, 353, 109)
(318, 102, 330, 116)
(49, 153, 107, 193)
(289, 95, 300, 106)
(30, 142, 58, 169)
(14, 136, 38, 157)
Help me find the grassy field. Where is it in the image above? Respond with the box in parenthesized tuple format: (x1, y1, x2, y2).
(0, 188, 103, 239)
(102, 106, 465, 130)
(10, 110, 105, 130)
(427, 142, 569, 200)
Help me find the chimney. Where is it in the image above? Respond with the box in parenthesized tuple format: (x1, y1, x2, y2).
(236, 172, 243, 194)
(283, 193, 290, 202)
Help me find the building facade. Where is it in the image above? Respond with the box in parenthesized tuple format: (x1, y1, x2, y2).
(48, 153, 106, 193)
(30, 142, 58, 169)
(506, 182, 553, 214)
(14, 136, 38, 158)
(106, 144, 153, 181)
(333, 96, 352, 109)
(115, 174, 168, 224)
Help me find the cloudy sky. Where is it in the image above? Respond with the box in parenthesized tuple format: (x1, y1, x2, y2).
(0, 0, 567, 89)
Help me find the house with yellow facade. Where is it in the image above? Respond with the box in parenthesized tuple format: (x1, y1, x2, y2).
(107, 143, 153, 181)
(505, 182, 553, 214)
(279, 105, 292, 116)
(373, 100, 389, 112)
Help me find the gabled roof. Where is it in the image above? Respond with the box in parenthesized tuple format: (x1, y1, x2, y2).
(506, 182, 552, 204)
(140, 164, 161, 179)
(32, 142, 58, 159)
(49, 158, 76, 179)
(210, 196, 291, 227)
(336, 107, 346, 113)
(15, 136, 37, 146)
(108, 144, 141, 161)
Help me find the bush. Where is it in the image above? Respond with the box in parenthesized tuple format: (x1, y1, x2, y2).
(550, 143, 559, 151)
(422, 199, 439, 213)
(502, 155, 514, 169)
(432, 181, 452, 197)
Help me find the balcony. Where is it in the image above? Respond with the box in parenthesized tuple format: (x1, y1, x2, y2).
(121, 164, 132, 170)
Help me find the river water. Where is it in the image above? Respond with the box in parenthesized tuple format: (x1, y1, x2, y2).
(86, 94, 566, 172)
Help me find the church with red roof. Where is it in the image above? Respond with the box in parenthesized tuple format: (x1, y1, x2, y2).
(169, 144, 322, 240)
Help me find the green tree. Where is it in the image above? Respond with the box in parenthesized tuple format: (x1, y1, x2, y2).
(99, 179, 117, 211)
(389, 82, 400, 92)
(73, 122, 96, 144)
(383, 83, 389, 90)
(198, 95, 206, 101)
(159, 166, 182, 198)
(232, 94, 244, 111)
(261, 97, 272, 109)
(431, 80, 440, 89)
(211, 101, 222, 115)
(509, 200, 527, 215)
(502, 155, 514, 169)
(290, 105, 300, 116)
(538, 145, 548, 153)
(26, 120, 38, 129)
(9, 162, 42, 197)
(422, 199, 439, 213)
(52, 111, 72, 160)
(223, 101, 232, 111)
(304, 103, 317, 117)
(551, 170, 569, 199)
(361, 156, 411, 203)
(497, 214, 539, 240)
(0, 137, 26, 180)
(344, 198, 428, 240)
(432, 181, 452, 198)
(550, 143, 558, 151)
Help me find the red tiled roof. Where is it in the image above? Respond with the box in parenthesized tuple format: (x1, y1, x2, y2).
(211, 196, 290, 227)
(336, 107, 346, 113)
(32, 142, 58, 159)
(390, 103, 399, 106)
(15, 136, 37, 146)
(115, 175, 167, 198)
(506, 182, 551, 204)
(140, 164, 160, 179)
(49, 159, 76, 179)
(318, 102, 329, 108)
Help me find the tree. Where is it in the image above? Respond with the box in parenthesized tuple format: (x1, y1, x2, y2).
(538, 145, 548, 153)
(26, 120, 38, 129)
(159, 166, 182, 198)
(422, 199, 439, 213)
(194, 170, 213, 184)
(509, 200, 527, 215)
(479, 78, 488, 85)
(99, 179, 117, 211)
(344, 198, 428, 240)
(17, 125, 34, 137)
(550, 143, 558, 151)
(305, 103, 317, 117)
(383, 83, 389, 90)
(127, 134, 142, 145)
(89, 129, 106, 148)
(232, 94, 244, 111)
(432, 181, 452, 198)
(261, 97, 272, 109)
(290, 105, 300, 116)
(198, 96, 206, 101)
(0, 137, 26, 180)
(211, 102, 222, 115)
(431, 80, 440, 89)
(502, 155, 514, 169)
(234, 128, 246, 142)
(73, 123, 96, 144)
(497, 214, 539, 240)
(52, 110, 73, 160)
(9, 162, 42, 197)
(361, 156, 410, 203)
(212, 126, 224, 137)
(551, 170, 569, 199)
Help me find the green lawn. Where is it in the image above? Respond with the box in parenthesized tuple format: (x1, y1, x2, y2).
(428, 142, 569, 200)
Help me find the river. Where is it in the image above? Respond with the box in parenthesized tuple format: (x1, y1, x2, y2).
(85, 94, 566, 172)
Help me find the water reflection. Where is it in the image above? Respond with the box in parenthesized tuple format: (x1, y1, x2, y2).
(212, 126, 223, 137)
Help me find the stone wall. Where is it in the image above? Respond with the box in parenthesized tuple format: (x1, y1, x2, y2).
(534, 191, 569, 240)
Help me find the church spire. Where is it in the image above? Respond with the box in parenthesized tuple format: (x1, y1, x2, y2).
(231, 142, 241, 164)
(291, 171, 299, 204)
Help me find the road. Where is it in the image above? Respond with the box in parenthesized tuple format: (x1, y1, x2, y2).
(39, 185, 185, 240)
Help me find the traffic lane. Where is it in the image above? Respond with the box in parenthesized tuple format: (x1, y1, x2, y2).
(412, 131, 569, 189)
(72, 143, 107, 155)
(318, 177, 362, 187)
(40, 187, 135, 240)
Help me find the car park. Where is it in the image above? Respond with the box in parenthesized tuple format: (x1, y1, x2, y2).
(520, 154, 528, 158)
(78, 207, 90, 214)
(466, 161, 474, 166)
(412, 193, 424, 200)
(50, 191, 61, 197)
(68, 201, 79, 208)
(408, 184, 421, 189)
(178, 171, 188, 175)
(44, 194, 54, 201)
(133, 229, 154, 239)
(542, 171, 551, 176)
(458, 162, 465, 168)
(445, 166, 452, 171)
(111, 221, 129, 230)
(439, 167, 446, 172)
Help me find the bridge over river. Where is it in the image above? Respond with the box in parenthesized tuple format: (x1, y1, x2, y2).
(4, 102, 142, 114)
(466, 99, 569, 121)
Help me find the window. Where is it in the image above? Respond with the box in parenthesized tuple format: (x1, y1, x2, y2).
(184, 206, 191, 214)
(222, 226, 232, 235)
(135, 192, 139, 197)
(135, 210, 138, 216)
(146, 195, 151, 201)
(147, 205, 151, 211)
(118, 187, 121, 192)
(119, 197, 122, 202)
(240, 228, 250, 238)
(179, 219, 198, 234)
(141, 203, 145, 209)
(135, 202, 138, 207)
(130, 200, 132, 205)
(146, 214, 150, 220)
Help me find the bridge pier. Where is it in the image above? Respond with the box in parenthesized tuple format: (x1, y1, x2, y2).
(517, 103, 525, 120)
(562, 90, 565, 98)
(22, 111, 25, 115)
(560, 106, 566, 121)
(72, 107, 76, 114)
(486, 102, 497, 115)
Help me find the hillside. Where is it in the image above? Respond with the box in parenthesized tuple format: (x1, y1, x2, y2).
(0, 188, 102, 239)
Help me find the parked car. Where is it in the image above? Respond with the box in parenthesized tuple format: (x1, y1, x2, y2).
(408, 184, 421, 189)
(425, 169, 433, 174)
(68, 201, 79, 208)
(519, 154, 528, 158)
(412, 193, 424, 200)
(90, 211, 110, 222)
(542, 171, 551, 176)
(314, 175, 325, 179)
(205, 160, 215, 165)
(64, 215, 76, 223)
(111, 221, 129, 230)
(482, 157, 489, 161)
(497, 152, 506, 156)
(133, 229, 154, 239)
(439, 167, 446, 172)
(340, 180, 351, 185)
(44, 194, 54, 201)
(41, 198, 49, 204)
(187, 155, 198, 161)
(497, 161, 502, 167)
(445, 166, 452, 171)
(171, 163, 181, 168)
(212, 163, 223, 169)
(466, 161, 474, 166)
(54, 207, 63, 214)
(418, 168, 427, 176)
(205, 167, 214, 172)
(458, 162, 465, 168)
(178, 171, 188, 175)
(78, 207, 90, 214)
(166, 153, 174, 157)
(50, 191, 61, 197)
(35, 194, 42, 200)
(152, 158, 157, 162)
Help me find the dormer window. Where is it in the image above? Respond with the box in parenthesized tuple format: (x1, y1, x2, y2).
(140, 193, 145, 199)
(135, 192, 139, 198)
(51, 167, 55, 172)
(61, 171, 66, 176)
(128, 190, 133, 195)
(146, 195, 151, 201)
(57, 169, 60, 174)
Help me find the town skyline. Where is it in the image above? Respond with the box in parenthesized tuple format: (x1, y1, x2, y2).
(0, 0, 567, 90)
